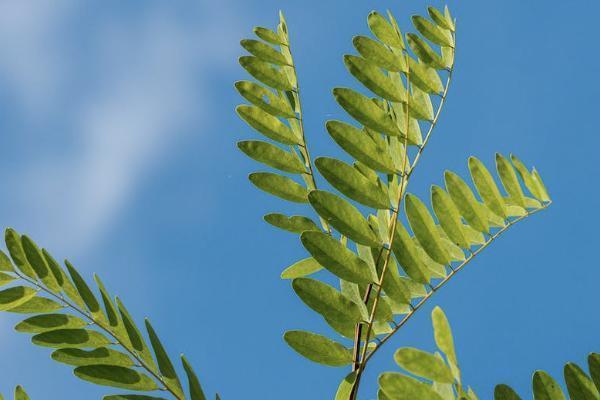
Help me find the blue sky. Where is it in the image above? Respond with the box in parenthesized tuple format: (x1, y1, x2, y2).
(0, 0, 596, 399)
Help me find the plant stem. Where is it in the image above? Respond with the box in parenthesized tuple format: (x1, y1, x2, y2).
(12, 271, 183, 399)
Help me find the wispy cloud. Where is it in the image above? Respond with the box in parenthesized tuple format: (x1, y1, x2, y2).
(0, 1, 241, 256)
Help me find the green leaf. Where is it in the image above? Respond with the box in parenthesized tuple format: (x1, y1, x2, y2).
(237, 105, 299, 145)
(564, 362, 599, 400)
(390, 102, 423, 145)
(315, 157, 389, 209)
(241, 39, 289, 66)
(235, 81, 295, 118)
(52, 347, 134, 367)
(392, 222, 430, 284)
(431, 186, 469, 249)
(509, 154, 544, 201)
(249, 172, 308, 203)
(74, 365, 159, 391)
(239, 56, 293, 91)
(335, 372, 357, 400)
(445, 171, 489, 233)
(281, 257, 322, 279)
(308, 190, 380, 247)
(14, 386, 29, 400)
(292, 277, 364, 328)
(16, 314, 87, 334)
(368, 11, 404, 49)
(405, 194, 450, 265)
(431, 307, 458, 367)
(326, 121, 396, 174)
(41, 249, 65, 289)
(412, 16, 453, 47)
(494, 385, 522, 400)
(116, 297, 155, 369)
(284, 330, 353, 367)
(94, 274, 120, 328)
(353, 36, 406, 72)
(264, 213, 319, 234)
(253, 26, 285, 45)
(182, 355, 207, 400)
(32, 328, 111, 348)
(7, 296, 63, 313)
(407, 58, 444, 95)
(379, 372, 444, 400)
(0, 286, 37, 311)
(532, 370, 566, 400)
(65, 260, 101, 314)
(300, 231, 376, 284)
(5, 228, 35, 278)
(469, 156, 507, 219)
(394, 347, 454, 383)
(532, 168, 551, 202)
(145, 319, 184, 397)
(407, 34, 445, 69)
(408, 85, 434, 121)
(20, 235, 50, 281)
(0, 272, 15, 287)
(0, 250, 13, 272)
(428, 6, 455, 32)
(589, 353, 600, 393)
(344, 55, 405, 103)
(496, 153, 526, 208)
(333, 88, 401, 137)
(238, 140, 305, 173)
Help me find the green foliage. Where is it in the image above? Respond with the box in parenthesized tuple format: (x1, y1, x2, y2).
(236, 4, 551, 400)
(0, 229, 211, 400)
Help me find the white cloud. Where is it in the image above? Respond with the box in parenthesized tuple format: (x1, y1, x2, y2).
(0, 1, 242, 256)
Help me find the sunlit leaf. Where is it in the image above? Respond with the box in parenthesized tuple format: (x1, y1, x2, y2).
(379, 372, 444, 400)
(412, 16, 453, 47)
(249, 172, 308, 203)
(353, 36, 406, 72)
(368, 11, 404, 49)
(238, 140, 305, 173)
(494, 384, 522, 400)
(469, 156, 507, 219)
(407, 34, 445, 69)
(344, 55, 405, 103)
(52, 347, 134, 367)
(241, 39, 289, 66)
(281, 257, 322, 279)
(32, 328, 111, 349)
(237, 105, 299, 145)
(0, 286, 37, 312)
(532, 370, 565, 400)
(264, 213, 320, 234)
(74, 365, 159, 391)
(333, 88, 401, 136)
(394, 347, 454, 383)
(405, 194, 450, 265)
(182, 355, 207, 400)
(445, 171, 489, 233)
(239, 56, 293, 91)
(235, 81, 295, 118)
(284, 330, 353, 366)
(392, 223, 430, 284)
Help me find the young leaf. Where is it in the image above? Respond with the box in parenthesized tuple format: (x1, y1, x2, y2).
(14, 387, 29, 400)
(20, 235, 50, 282)
(412, 16, 453, 47)
(589, 353, 600, 393)
(235, 81, 295, 118)
(74, 365, 159, 391)
(264, 213, 320, 234)
(326, 121, 396, 174)
(240, 39, 289, 66)
(15, 313, 87, 334)
(392, 223, 430, 284)
(0, 272, 15, 287)
(5, 229, 36, 278)
(94, 274, 120, 328)
(239, 56, 293, 91)
(292, 278, 364, 327)
(394, 348, 454, 383)
(405, 194, 450, 265)
(407, 34, 445, 69)
(445, 171, 489, 233)
(284, 330, 353, 367)
(469, 156, 507, 219)
(253, 26, 285, 45)
(308, 190, 380, 247)
(116, 297, 156, 369)
(353, 36, 406, 72)
(428, 6, 455, 32)
(238, 141, 306, 174)
(249, 172, 309, 203)
(0, 250, 13, 272)
(379, 372, 444, 400)
(300, 231, 377, 284)
(368, 11, 404, 49)
(431, 186, 469, 249)
(315, 157, 389, 209)
(281, 257, 322, 279)
(333, 88, 401, 137)
(335, 372, 358, 400)
(496, 153, 525, 208)
(431, 307, 458, 367)
(7, 296, 63, 313)
(182, 355, 207, 400)
(407, 58, 444, 95)
(344, 55, 405, 103)
(237, 105, 299, 145)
